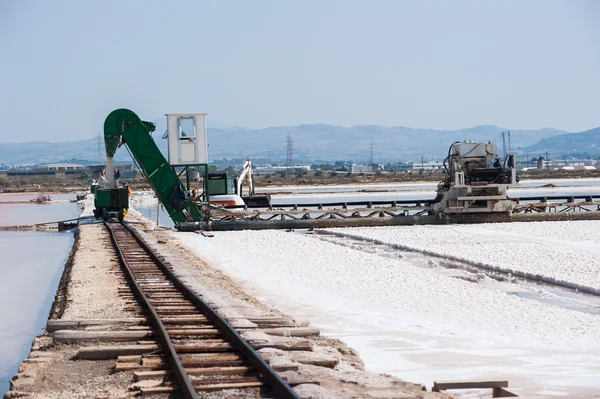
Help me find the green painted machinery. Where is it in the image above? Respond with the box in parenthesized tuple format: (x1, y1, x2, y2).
(94, 187, 129, 221)
(102, 109, 203, 225)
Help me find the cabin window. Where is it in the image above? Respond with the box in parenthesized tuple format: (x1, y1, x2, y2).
(178, 117, 196, 139)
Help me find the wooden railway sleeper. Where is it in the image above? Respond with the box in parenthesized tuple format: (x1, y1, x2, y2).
(105, 221, 300, 399)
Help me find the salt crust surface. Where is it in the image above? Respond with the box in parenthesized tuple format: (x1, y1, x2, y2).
(172, 217, 600, 396)
(175, 229, 600, 347)
(337, 221, 600, 291)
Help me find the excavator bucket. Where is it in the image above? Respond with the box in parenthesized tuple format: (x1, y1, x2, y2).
(242, 194, 271, 207)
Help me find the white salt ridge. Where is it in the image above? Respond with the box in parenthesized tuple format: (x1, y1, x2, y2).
(336, 221, 600, 291)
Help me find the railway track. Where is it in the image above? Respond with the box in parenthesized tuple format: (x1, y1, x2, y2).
(105, 221, 300, 398)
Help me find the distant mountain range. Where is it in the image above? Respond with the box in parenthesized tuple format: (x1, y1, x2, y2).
(522, 127, 600, 157)
(1, 122, 598, 166)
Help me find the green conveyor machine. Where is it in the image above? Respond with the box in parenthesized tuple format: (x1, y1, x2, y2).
(97, 108, 202, 224)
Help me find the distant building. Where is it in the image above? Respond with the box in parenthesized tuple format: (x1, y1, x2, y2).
(537, 156, 545, 169)
(36, 163, 84, 171)
(350, 164, 370, 173)
(0, 163, 86, 178)
(385, 162, 413, 172)
(87, 164, 136, 179)
(253, 165, 311, 175)
(0, 162, 139, 179)
(2, 170, 57, 178)
(413, 161, 443, 170)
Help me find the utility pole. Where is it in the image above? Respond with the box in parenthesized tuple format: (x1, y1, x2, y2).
(545, 151, 549, 169)
(369, 142, 374, 165)
(286, 133, 294, 167)
(421, 155, 424, 169)
(508, 130, 512, 154)
(501, 132, 507, 159)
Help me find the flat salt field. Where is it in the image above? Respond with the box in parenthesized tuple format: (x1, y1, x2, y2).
(335, 221, 600, 291)
(173, 221, 600, 398)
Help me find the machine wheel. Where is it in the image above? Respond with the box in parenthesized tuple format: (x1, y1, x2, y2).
(118, 211, 124, 222)
(93, 208, 101, 219)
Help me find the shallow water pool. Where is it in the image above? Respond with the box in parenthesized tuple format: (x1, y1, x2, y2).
(0, 231, 74, 394)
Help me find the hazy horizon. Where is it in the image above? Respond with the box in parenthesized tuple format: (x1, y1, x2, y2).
(1, 1, 598, 142)
(0, 122, 583, 145)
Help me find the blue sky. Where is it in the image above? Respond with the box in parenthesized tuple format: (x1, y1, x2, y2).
(0, 0, 598, 142)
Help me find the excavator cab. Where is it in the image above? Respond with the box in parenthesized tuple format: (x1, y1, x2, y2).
(205, 161, 271, 207)
(206, 172, 234, 196)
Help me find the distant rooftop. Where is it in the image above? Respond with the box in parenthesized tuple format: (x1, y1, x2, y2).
(36, 163, 84, 170)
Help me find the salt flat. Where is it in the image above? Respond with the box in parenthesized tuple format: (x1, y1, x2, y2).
(338, 221, 600, 291)
(173, 221, 600, 398)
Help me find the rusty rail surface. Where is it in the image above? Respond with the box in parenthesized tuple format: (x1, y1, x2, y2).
(105, 221, 300, 399)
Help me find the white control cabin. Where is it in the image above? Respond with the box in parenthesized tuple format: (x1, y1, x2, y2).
(165, 114, 208, 165)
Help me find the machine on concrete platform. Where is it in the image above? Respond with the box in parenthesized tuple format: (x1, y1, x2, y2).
(432, 140, 518, 214)
(98, 109, 203, 224)
(96, 109, 267, 226)
(206, 160, 271, 207)
(163, 113, 269, 208)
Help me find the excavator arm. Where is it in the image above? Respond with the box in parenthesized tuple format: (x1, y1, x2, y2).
(234, 159, 254, 197)
(104, 108, 203, 225)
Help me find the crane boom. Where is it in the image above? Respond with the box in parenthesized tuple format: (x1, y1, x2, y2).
(104, 109, 202, 225)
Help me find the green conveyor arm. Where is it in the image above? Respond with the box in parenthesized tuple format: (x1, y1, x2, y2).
(104, 108, 202, 224)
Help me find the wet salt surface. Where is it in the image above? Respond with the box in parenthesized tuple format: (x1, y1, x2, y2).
(0, 202, 80, 226)
(132, 203, 174, 228)
(0, 193, 76, 203)
(0, 231, 74, 394)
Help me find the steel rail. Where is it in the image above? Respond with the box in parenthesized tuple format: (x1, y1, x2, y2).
(511, 194, 600, 201)
(105, 221, 197, 399)
(106, 221, 301, 399)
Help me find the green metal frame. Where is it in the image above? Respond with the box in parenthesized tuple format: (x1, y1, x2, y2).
(172, 164, 211, 202)
(104, 109, 203, 225)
